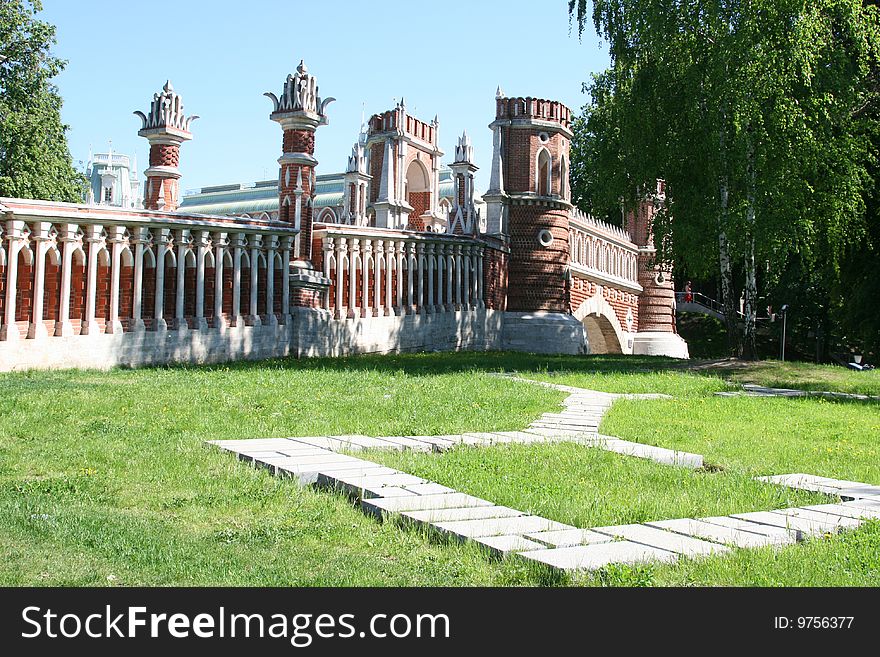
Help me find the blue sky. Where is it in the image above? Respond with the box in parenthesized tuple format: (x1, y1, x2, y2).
(42, 0, 608, 195)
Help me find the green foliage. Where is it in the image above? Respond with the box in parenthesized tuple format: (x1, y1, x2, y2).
(0, 0, 86, 202)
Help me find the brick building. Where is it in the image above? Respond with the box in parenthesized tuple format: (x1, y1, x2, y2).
(0, 61, 687, 371)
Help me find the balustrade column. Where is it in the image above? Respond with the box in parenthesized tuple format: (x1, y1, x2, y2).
(462, 245, 471, 309)
(280, 236, 292, 320)
(130, 228, 148, 332)
(27, 222, 52, 339)
(476, 246, 485, 308)
(373, 240, 383, 316)
(335, 237, 346, 319)
(248, 235, 262, 327)
(213, 233, 227, 328)
(406, 242, 416, 313)
(1, 221, 26, 341)
(231, 233, 245, 327)
(266, 236, 277, 325)
(361, 239, 371, 317)
(453, 245, 462, 310)
(80, 225, 104, 336)
(426, 243, 435, 314)
(470, 246, 479, 309)
(384, 241, 393, 315)
(194, 231, 210, 331)
(395, 240, 405, 314)
(154, 228, 171, 331)
(445, 244, 454, 310)
(105, 226, 126, 334)
(348, 238, 359, 317)
(322, 236, 334, 311)
(416, 243, 425, 313)
(174, 230, 190, 331)
(55, 224, 79, 337)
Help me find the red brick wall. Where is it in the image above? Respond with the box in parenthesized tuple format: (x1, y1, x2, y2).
(506, 204, 569, 312)
(407, 192, 430, 230)
(483, 245, 508, 311)
(569, 277, 640, 331)
(43, 262, 62, 321)
(14, 252, 33, 322)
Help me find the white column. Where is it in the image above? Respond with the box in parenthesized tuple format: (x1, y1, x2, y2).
(105, 225, 126, 334)
(80, 224, 103, 336)
(446, 245, 454, 310)
(174, 230, 190, 331)
(154, 228, 170, 331)
(130, 228, 148, 332)
(1, 221, 27, 341)
(384, 241, 393, 315)
(349, 237, 359, 315)
(248, 235, 262, 327)
(426, 243, 435, 313)
(335, 237, 347, 319)
(406, 242, 416, 312)
(322, 236, 334, 311)
(361, 239, 371, 316)
(280, 236, 292, 320)
(477, 246, 485, 309)
(373, 240, 382, 316)
(213, 232, 227, 329)
(395, 239, 405, 314)
(55, 224, 79, 337)
(231, 233, 245, 327)
(461, 246, 470, 309)
(27, 222, 51, 339)
(416, 243, 425, 313)
(195, 231, 210, 331)
(266, 236, 278, 325)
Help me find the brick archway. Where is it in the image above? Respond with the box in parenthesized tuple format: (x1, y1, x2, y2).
(572, 293, 628, 354)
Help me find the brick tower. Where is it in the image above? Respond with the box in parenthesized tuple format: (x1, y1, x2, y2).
(490, 91, 585, 353)
(134, 81, 197, 211)
(265, 60, 334, 262)
(626, 181, 689, 357)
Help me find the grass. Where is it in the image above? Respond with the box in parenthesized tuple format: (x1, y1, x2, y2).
(712, 359, 880, 397)
(364, 443, 827, 529)
(1, 351, 878, 587)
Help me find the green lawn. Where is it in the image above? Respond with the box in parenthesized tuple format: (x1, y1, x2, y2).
(1, 352, 877, 587)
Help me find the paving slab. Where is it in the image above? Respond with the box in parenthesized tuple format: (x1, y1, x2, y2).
(403, 506, 525, 524)
(801, 503, 880, 521)
(362, 493, 493, 517)
(772, 507, 863, 530)
(524, 528, 614, 548)
(403, 482, 456, 496)
(519, 541, 678, 571)
(435, 515, 573, 539)
(591, 524, 728, 556)
(731, 511, 838, 536)
(699, 516, 800, 541)
(596, 437, 703, 468)
(368, 436, 436, 451)
(474, 535, 547, 556)
(844, 498, 880, 511)
(266, 453, 364, 467)
(647, 518, 794, 548)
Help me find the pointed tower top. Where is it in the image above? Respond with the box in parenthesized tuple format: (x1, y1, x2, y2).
(297, 60, 307, 74)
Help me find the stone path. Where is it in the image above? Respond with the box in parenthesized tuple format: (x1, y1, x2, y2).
(716, 383, 880, 402)
(209, 436, 880, 574)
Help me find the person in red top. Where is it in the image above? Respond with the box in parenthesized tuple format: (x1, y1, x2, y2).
(684, 281, 693, 303)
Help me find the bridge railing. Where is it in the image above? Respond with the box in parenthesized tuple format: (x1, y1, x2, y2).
(568, 210, 639, 287)
(311, 224, 487, 319)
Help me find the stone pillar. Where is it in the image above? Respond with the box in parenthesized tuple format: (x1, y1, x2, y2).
(453, 245, 463, 311)
(1, 220, 26, 341)
(373, 240, 383, 316)
(322, 236, 334, 311)
(80, 224, 103, 336)
(55, 224, 79, 337)
(130, 227, 149, 332)
(154, 228, 171, 331)
(213, 232, 227, 329)
(105, 225, 126, 335)
(406, 242, 416, 313)
(348, 237, 359, 317)
(230, 233, 245, 327)
(476, 246, 485, 309)
(416, 243, 425, 313)
(266, 236, 278, 325)
(27, 222, 52, 339)
(174, 229, 190, 332)
(248, 235, 262, 327)
(426, 243, 435, 313)
(384, 241, 393, 315)
(361, 239, 371, 317)
(445, 244, 455, 311)
(334, 237, 346, 319)
(395, 240, 405, 314)
(195, 230, 211, 331)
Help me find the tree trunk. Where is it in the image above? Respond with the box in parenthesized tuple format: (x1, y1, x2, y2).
(717, 182, 738, 356)
(741, 135, 758, 360)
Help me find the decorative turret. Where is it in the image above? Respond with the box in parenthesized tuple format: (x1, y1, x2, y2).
(447, 131, 479, 235)
(343, 136, 371, 225)
(366, 99, 444, 231)
(134, 81, 198, 212)
(266, 60, 335, 261)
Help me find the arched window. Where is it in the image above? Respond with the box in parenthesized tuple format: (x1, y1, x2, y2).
(560, 155, 568, 198)
(536, 148, 551, 196)
(405, 160, 431, 220)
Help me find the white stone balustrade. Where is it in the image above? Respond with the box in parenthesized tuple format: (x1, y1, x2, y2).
(313, 225, 485, 318)
(569, 209, 642, 292)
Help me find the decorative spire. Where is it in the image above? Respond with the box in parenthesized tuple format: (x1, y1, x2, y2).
(454, 130, 474, 164)
(346, 141, 366, 175)
(496, 85, 505, 100)
(134, 80, 199, 134)
(264, 60, 335, 123)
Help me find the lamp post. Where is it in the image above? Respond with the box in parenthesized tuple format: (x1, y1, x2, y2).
(780, 304, 790, 362)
